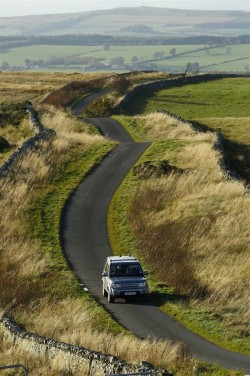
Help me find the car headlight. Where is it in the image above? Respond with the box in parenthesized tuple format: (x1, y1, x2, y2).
(111, 283, 122, 289)
(138, 282, 147, 288)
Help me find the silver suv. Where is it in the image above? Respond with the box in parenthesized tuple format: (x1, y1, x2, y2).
(102, 256, 149, 303)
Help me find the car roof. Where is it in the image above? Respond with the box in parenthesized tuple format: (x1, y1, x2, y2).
(107, 256, 138, 263)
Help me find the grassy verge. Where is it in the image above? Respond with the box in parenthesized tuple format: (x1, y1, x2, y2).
(27, 140, 127, 333)
(112, 115, 146, 142)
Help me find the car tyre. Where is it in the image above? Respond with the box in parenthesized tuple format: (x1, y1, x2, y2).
(108, 292, 114, 303)
(102, 284, 108, 297)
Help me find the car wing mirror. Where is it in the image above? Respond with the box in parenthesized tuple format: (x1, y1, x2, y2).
(143, 271, 149, 276)
(102, 272, 108, 277)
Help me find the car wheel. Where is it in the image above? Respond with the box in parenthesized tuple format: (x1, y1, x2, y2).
(102, 284, 108, 297)
(108, 292, 114, 303)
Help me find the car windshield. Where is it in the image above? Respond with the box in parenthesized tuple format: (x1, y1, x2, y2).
(110, 263, 143, 277)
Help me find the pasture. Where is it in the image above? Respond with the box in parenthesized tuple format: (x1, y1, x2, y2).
(1, 43, 249, 73)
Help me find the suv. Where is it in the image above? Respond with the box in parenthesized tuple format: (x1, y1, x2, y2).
(102, 256, 149, 303)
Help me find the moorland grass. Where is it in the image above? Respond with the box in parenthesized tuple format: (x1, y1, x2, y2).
(0, 71, 101, 105)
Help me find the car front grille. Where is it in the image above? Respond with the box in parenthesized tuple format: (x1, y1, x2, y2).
(119, 283, 140, 289)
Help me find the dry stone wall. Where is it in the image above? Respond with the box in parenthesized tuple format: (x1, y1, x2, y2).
(213, 129, 250, 191)
(116, 73, 242, 112)
(0, 313, 170, 376)
(0, 105, 55, 178)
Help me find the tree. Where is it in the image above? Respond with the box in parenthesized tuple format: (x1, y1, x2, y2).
(103, 42, 110, 51)
(153, 51, 164, 60)
(1, 61, 10, 70)
(24, 58, 32, 67)
(131, 56, 139, 64)
(169, 48, 176, 57)
(188, 62, 200, 73)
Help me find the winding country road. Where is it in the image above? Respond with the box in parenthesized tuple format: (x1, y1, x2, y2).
(61, 92, 250, 373)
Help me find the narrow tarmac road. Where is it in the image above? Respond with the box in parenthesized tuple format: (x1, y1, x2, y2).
(61, 93, 250, 373)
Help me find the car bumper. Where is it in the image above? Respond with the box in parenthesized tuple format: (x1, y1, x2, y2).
(110, 288, 148, 297)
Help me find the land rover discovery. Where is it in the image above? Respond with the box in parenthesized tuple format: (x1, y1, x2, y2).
(102, 255, 149, 303)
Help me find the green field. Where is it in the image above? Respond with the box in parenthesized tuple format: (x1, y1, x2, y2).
(1, 43, 249, 73)
(157, 45, 250, 72)
(126, 77, 250, 181)
(126, 78, 250, 135)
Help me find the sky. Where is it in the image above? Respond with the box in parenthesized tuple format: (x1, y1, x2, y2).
(0, 0, 250, 17)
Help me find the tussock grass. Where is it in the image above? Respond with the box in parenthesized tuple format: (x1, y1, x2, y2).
(0, 71, 100, 105)
(0, 325, 190, 376)
(0, 117, 34, 165)
(41, 110, 104, 146)
(129, 140, 250, 337)
(142, 112, 213, 141)
(0, 327, 89, 376)
(116, 112, 215, 142)
(27, 298, 189, 369)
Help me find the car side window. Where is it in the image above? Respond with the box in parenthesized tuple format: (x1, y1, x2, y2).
(103, 261, 108, 274)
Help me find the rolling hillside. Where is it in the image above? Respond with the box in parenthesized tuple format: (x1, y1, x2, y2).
(1, 6, 249, 36)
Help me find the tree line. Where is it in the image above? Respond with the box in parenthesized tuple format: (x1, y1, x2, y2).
(0, 34, 249, 50)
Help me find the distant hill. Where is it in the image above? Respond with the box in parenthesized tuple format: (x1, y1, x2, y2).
(1, 7, 249, 36)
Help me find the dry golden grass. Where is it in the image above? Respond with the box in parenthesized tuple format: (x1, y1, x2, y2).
(18, 297, 189, 370)
(0, 327, 89, 376)
(0, 118, 33, 143)
(129, 71, 174, 84)
(130, 139, 250, 333)
(0, 324, 192, 376)
(0, 71, 101, 105)
(41, 109, 104, 147)
(0, 118, 34, 164)
(135, 112, 214, 141)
